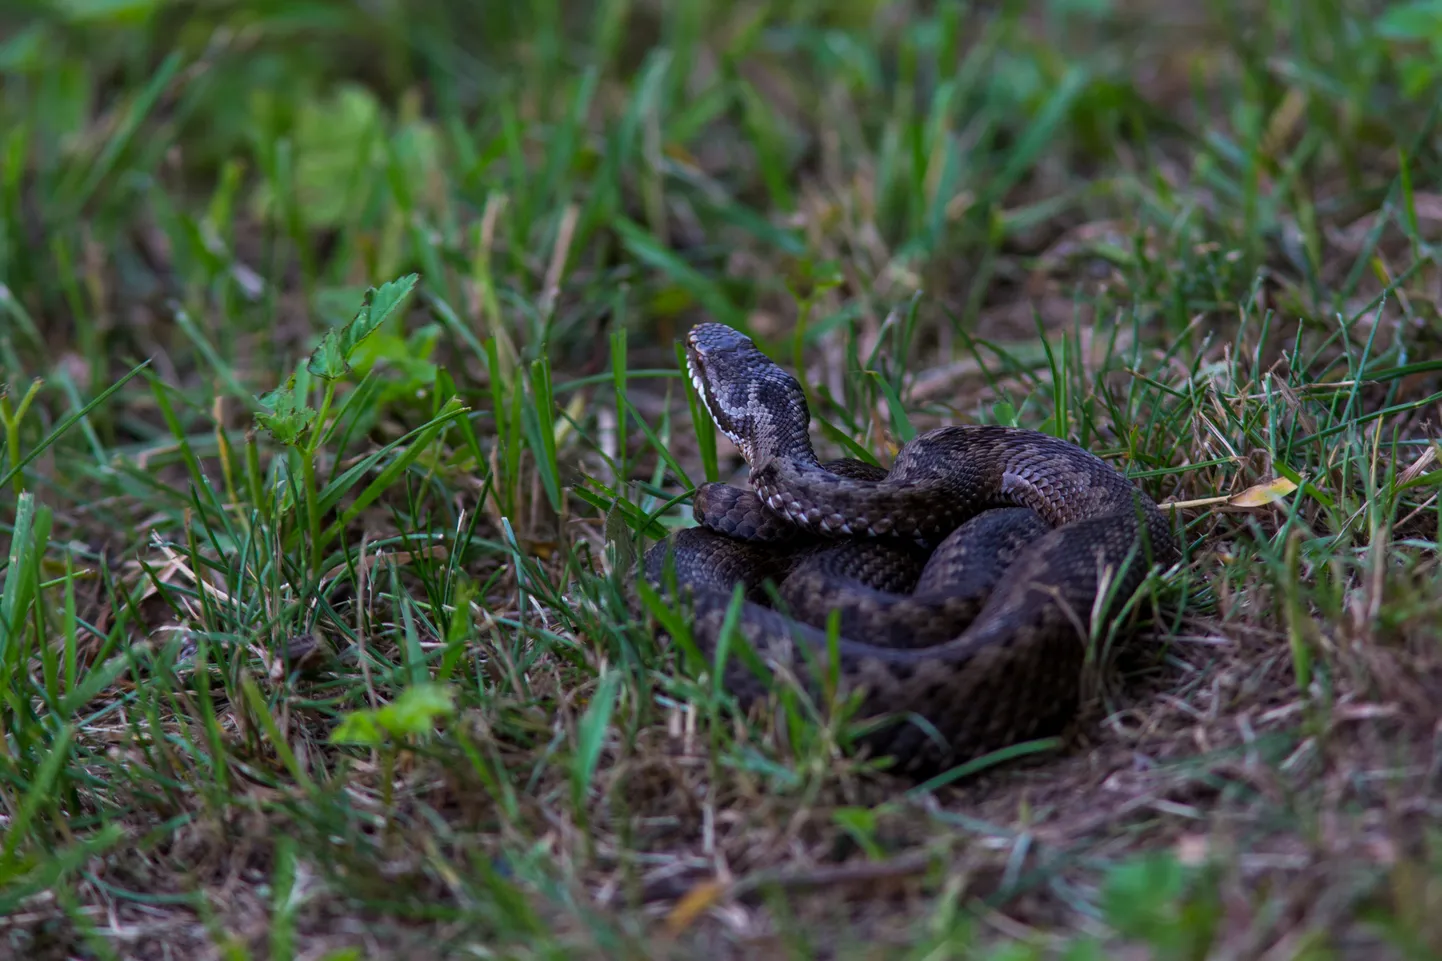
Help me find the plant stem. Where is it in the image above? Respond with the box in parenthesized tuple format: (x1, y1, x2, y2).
(304, 380, 337, 574)
(1, 379, 43, 497)
(302, 452, 321, 575)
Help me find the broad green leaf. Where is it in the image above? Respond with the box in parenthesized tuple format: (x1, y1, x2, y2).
(306, 273, 420, 379)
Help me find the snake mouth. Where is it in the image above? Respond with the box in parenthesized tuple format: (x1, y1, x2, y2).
(684, 327, 749, 459)
(685, 347, 729, 447)
(683, 331, 712, 414)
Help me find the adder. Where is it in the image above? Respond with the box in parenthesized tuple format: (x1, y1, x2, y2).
(642, 322, 1179, 774)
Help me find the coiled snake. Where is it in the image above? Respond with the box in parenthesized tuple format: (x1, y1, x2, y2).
(642, 323, 1179, 774)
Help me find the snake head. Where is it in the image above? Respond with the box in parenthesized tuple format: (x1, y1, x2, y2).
(684, 322, 811, 466)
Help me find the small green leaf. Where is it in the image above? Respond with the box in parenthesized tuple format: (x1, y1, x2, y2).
(254, 378, 316, 446)
(330, 711, 383, 746)
(375, 681, 455, 738)
(306, 273, 421, 379)
(832, 807, 885, 860)
(783, 256, 844, 302)
(992, 401, 1019, 427)
(330, 682, 457, 746)
(319, 951, 363, 961)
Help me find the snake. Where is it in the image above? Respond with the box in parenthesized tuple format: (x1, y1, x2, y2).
(641, 322, 1180, 775)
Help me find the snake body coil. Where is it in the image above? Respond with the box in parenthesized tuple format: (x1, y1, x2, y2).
(643, 323, 1179, 774)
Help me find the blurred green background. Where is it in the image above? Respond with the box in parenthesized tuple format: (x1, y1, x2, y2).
(5, 0, 1435, 388)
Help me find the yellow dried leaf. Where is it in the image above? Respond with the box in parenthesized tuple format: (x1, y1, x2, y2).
(1229, 477, 1298, 508)
(664, 142, 699, 166)
(665, 880, 725, 934)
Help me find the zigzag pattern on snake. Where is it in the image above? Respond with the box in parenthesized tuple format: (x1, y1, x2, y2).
(641, 322, 1180, 774)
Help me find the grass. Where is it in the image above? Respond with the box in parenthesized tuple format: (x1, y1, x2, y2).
(2, 0, 1442, 957)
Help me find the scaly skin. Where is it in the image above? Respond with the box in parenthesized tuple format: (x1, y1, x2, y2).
(645, 322, 1180, 775)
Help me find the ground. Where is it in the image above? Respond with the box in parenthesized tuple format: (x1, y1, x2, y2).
(2, 1, 1442, 958)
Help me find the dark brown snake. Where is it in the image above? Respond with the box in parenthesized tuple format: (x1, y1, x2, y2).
(641, 323, 1179, 775)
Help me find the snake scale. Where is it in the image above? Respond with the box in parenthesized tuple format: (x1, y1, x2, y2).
(641, 322, 1179, 774)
